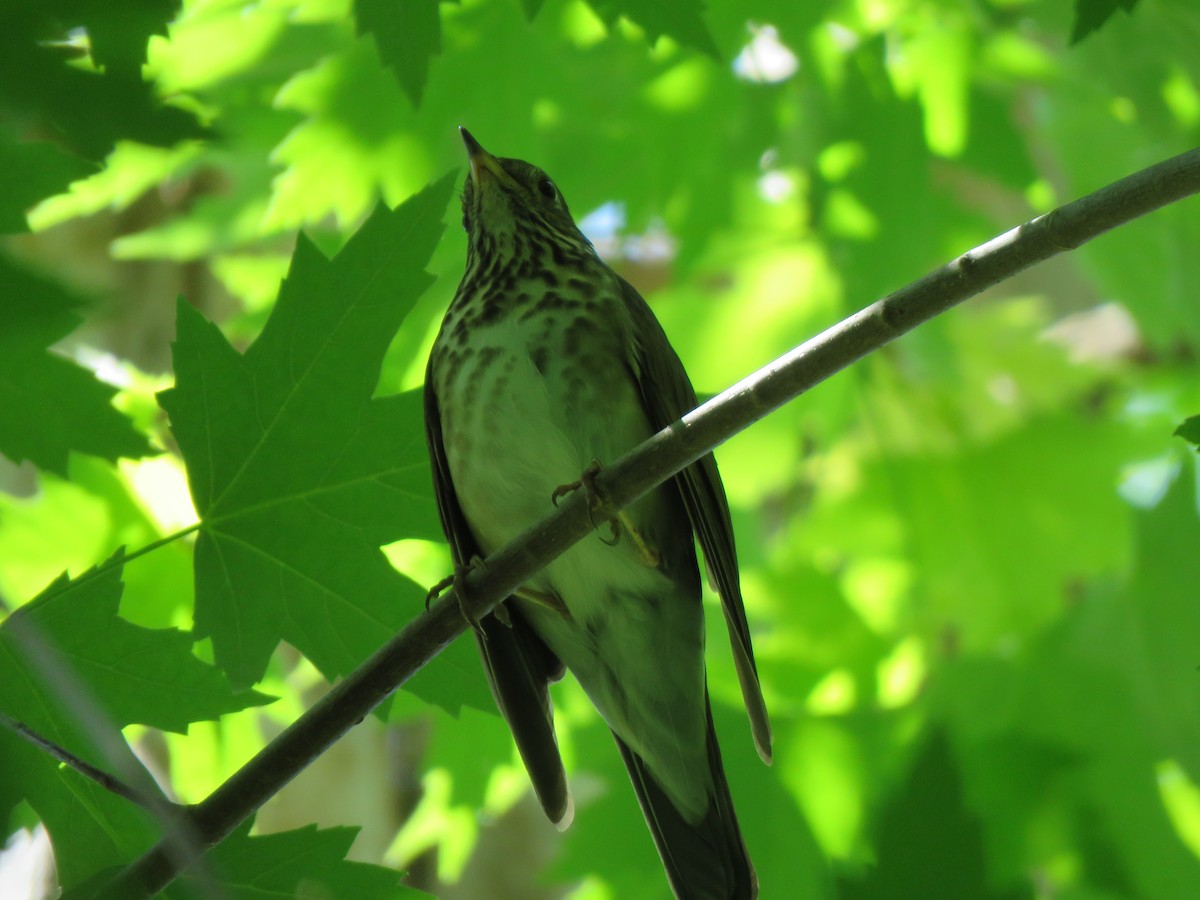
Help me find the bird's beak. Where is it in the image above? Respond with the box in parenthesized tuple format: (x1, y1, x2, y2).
(460, 127, 517, 189)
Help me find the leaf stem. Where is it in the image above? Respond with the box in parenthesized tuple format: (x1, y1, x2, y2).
(0, 712, 165, 811)
(40, 523, 203, 598)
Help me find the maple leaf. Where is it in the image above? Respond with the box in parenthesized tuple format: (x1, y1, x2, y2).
(158, 174, 488, 711)
(355, 0, 458, 107)
(0, 256, 151, 475)
(0, 551, 268, 890)
(170, 823, 416, 899)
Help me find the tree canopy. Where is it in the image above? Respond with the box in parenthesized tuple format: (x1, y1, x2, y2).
(2, 0, 1200, 897)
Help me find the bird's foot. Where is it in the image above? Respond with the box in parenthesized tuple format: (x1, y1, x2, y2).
(426, 555, 488, 638)
(552, 458, 620, 545)
(551, 460, 661, 568)
(516, 586, 572, 621)
(622, 512, 661, 568)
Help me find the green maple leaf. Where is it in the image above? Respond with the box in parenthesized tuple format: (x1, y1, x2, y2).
(835, 731, 1033, 899)
(158, 173, 488, 712)
(585, 0, 720, 57)
(355, 0, 458, 108)
(73, 0, 181, 78)
(1175, 414, 1200, 450)
(1, 8, 206, 161)
(65, 822, 416, 899)
(0, 256, 151, 475)
(1071, 0, 1141, 44)
(0, 129, 96, 234)
(169, 822, 416, 899)
(0, 551, 268, 888)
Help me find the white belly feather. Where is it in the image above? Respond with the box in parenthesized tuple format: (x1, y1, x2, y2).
(438, 313, 711, 822)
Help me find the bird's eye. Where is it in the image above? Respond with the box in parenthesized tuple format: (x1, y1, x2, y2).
(537, 178, 557, 202)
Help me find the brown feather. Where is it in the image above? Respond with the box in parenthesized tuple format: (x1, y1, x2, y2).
(617, 276, 773, 764)
(423, 356, 572, 825)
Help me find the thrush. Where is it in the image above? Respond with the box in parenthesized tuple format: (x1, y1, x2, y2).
(424, 128, 772, 900)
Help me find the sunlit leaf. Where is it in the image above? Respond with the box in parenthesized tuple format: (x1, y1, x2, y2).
(3, 0, 1200, 896)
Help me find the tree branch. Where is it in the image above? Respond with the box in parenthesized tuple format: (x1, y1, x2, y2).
(0, 712, 158, 809)
(4, 595, 224, 899)
(105, 146, 1200, 897)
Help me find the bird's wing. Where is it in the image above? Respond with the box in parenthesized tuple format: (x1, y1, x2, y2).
(423, 358, 573, 826)
(619, 276, 772, 764)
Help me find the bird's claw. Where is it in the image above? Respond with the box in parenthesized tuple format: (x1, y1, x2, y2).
(516, 586, 572, 621)
(426, 555, 488, 638)
(552, 458, 621, 545)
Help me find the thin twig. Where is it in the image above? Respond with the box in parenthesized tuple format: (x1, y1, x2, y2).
(104, 145, 1200, 898)
(0, 712, 159, 808)
(4, 574, 224, 899)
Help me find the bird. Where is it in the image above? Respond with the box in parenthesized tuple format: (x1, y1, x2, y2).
(423, 127, 772, 899)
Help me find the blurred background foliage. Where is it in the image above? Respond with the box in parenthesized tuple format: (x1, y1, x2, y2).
(2, 0, 1200, 897)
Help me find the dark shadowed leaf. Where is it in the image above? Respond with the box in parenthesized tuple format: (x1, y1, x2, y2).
(0, 256, 151, 475)
(0, 552, 267, 888)
(158, 173, 489, 712)
(0, 130, 96, 234)
(168, 822, 415, 899)
(1175, 415, 1200, 450)
(1071, 0, 1141, 44)
(355, 0, 459, 107)
(837, 731, 1032, 899)
(585, 0, 720, 57)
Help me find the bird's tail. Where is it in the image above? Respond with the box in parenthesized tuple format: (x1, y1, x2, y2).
(613, 692, 756, 900)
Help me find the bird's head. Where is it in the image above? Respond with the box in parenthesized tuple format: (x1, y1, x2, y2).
(458, 127, 593, 265)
